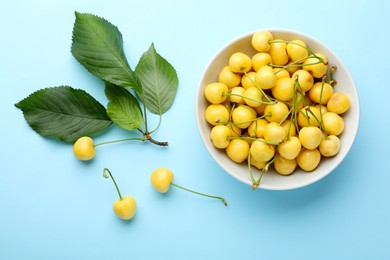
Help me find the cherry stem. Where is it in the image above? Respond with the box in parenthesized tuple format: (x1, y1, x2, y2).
(94, 137, 146, 147)
(94, 135, 168, 147)
(319, 77, 329, 139)
(103, 168, 123, 200)
(170, 182, 228, 206)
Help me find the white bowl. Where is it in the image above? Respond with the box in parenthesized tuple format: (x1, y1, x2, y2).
(196, 29, 360, 190)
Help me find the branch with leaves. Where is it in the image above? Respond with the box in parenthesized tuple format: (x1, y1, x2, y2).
(15, 12, 178, 149)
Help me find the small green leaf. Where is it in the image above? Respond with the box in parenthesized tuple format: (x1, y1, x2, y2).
(15, 86, 112, 143)
(105, 83, 143, 131)
(135, 43, 179, 115)
(71, 12, 142, 94)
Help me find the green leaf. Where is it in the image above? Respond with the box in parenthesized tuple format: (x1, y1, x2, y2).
(105, 83, 143, 130)
(71, 11, 142, 94)
(135, 43, 179, 115)
(15, 86, 112, 143)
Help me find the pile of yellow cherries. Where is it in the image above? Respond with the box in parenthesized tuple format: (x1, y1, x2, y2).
(204, 30, 351, 189)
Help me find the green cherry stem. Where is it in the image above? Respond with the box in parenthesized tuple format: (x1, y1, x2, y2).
(103, 168, 123, 200)
(170, 182, 228, 206)
(94, 137, 146, 147)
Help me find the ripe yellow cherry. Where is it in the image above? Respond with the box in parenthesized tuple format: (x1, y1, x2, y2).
(251, 30, 273, 52)
(151, 167, 174, 193)
(291, 69, 314, 92)
(319, 135, 341, 157)
(264, 101, 289, 123)
(303, 53, 328, 78)
(274, 154, 297, 176)
(308, 82, 334, 104)
(322, 112, 345, 136)
(205, 104, 230, 126)
(286, 40, 308, 63)
(103, 168, 136, 221)
(269, 39, 289, 65)
(277, 136, 301, 160)
(297, 148, 321, 172)
(229, 52, 252, 73)
(297, 106, 321, 127)
(272, 77, 295, 101)
(204, 82, 228, 104)
(226, 138, 250, 163)
(218, 66, 241, 88)
(327, 92, 350, 114)
(252, 52, 272, 71)
(113, 195, 137, 221)
(250, 139, 275, 162)
(73, 136, 96, 161)
(263, 122, 286, 144)
(241, 71, 257, 89)
(243, 87, 263, 107)
(254, 66, 276, 90)
(299, 126, 322, 149)
(247, 118, 269, 138)
(210, 125, 231, 149)
(231, 105, 257, 129)
(229, 86, 245, 104)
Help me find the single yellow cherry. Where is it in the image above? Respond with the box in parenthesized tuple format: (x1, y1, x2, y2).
(291, 69, 314, 92)
(264, 101, 289, 123)
(241, 71, 257, 89)
(297, 148, 321, 172)
(210, 125, 231, 149)
(272, 77, 295, 102)
(226, 139, 250, 163)
(250, 139, 275, 162)
(322, 112, 345, 136)
(303, 53, 328, 78)
(151, 167, 174, 193)
(274, 154, 297, 176)
(319, 135, 341, 157)
(308, 82, 334, 105)
(243, 87, 263, 107)
(73, 136, 96, 161)
(299, 126, 323, 149)
(231, 105, 257, 129)
(286, 40, 308, 63)
(205, 104, 230, 126)
(229, 52, 252, 73)
(327, 92, 350, 114)
(252, 52, 272, 71)
(103, 168, 136, 221)
(113, 195, 137, 221)
(263, 122, 286, 144)
(254, 65, 276, 90)
(269, 39, 289, 66)
(218, 66, 241, 88)
(251, 30, 273, 52)
(229, 86, 246, 104)
(204, 82, 229, 104)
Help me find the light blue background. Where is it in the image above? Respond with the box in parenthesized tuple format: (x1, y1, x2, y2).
(1, 0, 388, 259)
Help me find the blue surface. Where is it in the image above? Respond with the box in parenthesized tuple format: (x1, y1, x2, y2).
(1, 0, 389, 259)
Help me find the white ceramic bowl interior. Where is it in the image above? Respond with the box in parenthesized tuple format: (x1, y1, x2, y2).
(196, 29, 360, 190)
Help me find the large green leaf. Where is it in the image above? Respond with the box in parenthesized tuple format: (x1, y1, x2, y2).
(15, 86, 112, 143)
(71, 11, 142, 94)
(105, 83, 143, 130)
(135, 43, 179, 115)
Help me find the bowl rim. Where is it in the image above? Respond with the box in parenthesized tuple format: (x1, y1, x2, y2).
(196, 28, 360, 190)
